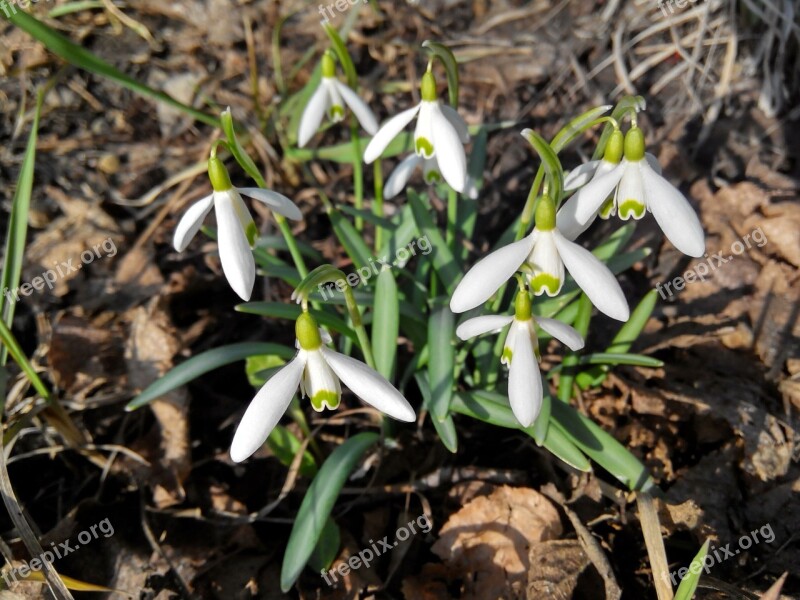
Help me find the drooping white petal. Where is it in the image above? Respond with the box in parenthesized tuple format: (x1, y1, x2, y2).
(430, 103, 467, 193)
(323, 78, 345, 122)
(556, 196, 594, 242)
(383, 154, 423, 199)
(301, 349, 341, 411)
(535, 316, 584, 351)
(564, 160, 601, 190)
(440, 104, 470, 143)
(173, 194, 213, 252)
(321, 348, 416, 422)
(297, 83, 328, 148)
(214, 191, 256, 301)
(572, 162, 626, 224)
(364, 104, 421, 163)
(422, 157, 441, 184)
(230, 353, 306, 462)
(238, 187, 303, 221)
(414, 101, 437, 159)
(455, 315, 513, 340)
(552, 231, 630, 322)
(640, 162, 705, 257)
(527, 230, 565, 297)
(507, 322, 542, 428)
(645, 153, 662, 175)
(450, 234, 537, 313)
(333, 80, 378, 135)
(616, 161, 646, 220)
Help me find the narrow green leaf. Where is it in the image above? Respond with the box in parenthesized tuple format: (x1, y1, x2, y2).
(266, 425, 318, 478)
(673, 540, 710, 600)
(307, 518, 340, 573)
(372, 269, 399, 380)
(422, 40, 459, 107)
(407, 191, 460, 291)
(557, 293, 592, 402)
(427, 298, 454, 420)
(327, 207, 373, 270)
(415, 373, 457, 452)
(2, 10, 217, 126)
(337, 204, 395, 229)
(0, 320, 50, 400)
(126, 342, 295, 410)
(281, 432, 379, 591)
(551, 104, 613, 153)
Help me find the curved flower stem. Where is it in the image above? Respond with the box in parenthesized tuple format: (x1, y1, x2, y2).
(343, 286, 375, 369)
(373, 161, 384, 252)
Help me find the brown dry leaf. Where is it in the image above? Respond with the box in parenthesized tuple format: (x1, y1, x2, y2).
(125, 300, 190, 508)
(431, 485, 563, 600)
(527, 539, 592, 600)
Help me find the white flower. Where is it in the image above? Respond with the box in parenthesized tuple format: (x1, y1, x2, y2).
(173, 157, 302, 301)
(455, 291, 584, 427)
(297, 53, 378, 148)
(363, 71, 469, 194)
(557, 127, 705, 257)
(230, 313, 416, 463)
(383, 152, 478, 200)
(450, 195, 629, 321)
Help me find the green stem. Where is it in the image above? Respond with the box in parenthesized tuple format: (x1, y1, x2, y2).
(557, 293, 592, 402)
(446, 188, 458, 249)
(373, 161, 384, 252)
(343, 287, 375, 368)
(274, 214, 309, 278)
(350, 119, 364, 231)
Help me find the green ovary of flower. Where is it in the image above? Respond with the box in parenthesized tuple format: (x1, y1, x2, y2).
(530, 273, 561, 296)
(534, 195, 556, 231)
(623, 127, 646, 162)
(415, 137, 434, 158)
(604, 129, 624, 164)
(310, 389, 340, 411)
(296, 312, 323, 350)
(208, 156, 233, 192)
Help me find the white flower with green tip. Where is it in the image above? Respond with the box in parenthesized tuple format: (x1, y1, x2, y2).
(557, 127, 705, 257)
(173, 156, 302, 301)
(456, 290, 584, 427)
(297, 52, 379, 148)
(230, 312, 416, 463)
(450, 195, 630, 321)
(364, 71, 469, 194)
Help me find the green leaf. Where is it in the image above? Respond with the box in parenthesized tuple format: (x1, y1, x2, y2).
(327, 207, 373, 270)
(307, 518, 340, 573)
(557, 293, 592, 402)
(245, 354, 286, 387)
(415, 373, 457, 452)
(372, 269, 399, 380)
(673, 540, 710, 600)
(266, 425, 318, 478)
(427, 298, 455, 420)
(2, 10, 217, 126)
(126, 342, 295, 410)
(337, 204, 395, 229)
(0, 320, 50, 401)
(407, 191, 460, 291)
(550, 104, 613, 153)
(280, 432, 379, 591)
(0, 89, 43, 362)
(422, 40, 459, 107)
(287, 130, 414, 163)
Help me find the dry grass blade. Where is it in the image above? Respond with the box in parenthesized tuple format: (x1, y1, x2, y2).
(637, 492, 673, 600)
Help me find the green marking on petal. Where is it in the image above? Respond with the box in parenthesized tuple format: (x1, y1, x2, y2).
(501, 346, 513, 365)
(618, 199, 646, 220)
(329, 105, 345, 122)
(598, 197, 616, 219)
(415, 137, 434, 158)
(245, 220, 258, 247)
(530, 273, 561, 296)
(424, 170, 441, 184)
(310, 389, 340, 411)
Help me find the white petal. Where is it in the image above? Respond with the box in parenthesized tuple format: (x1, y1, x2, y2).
(173, 194, 213, 252)
(450, 234, 536, 313)
(552, 231, 630, 321)
(321, 348, 416, 422)
(238, 187, 303, 221)
(414, 101, 436, 159)
(297, 83, 328, 148)
(323, 78, 345, 122)
(333, 80, 378, 135)
(572, 162, 626, 224)
(556, 197, 594, 242)
(440, 104, 470, 143)
(535, 317, 584, 351)
(564, 160, 601, 190)
(430, 103, 467, 193)
(215, 191, 256, 301)
(527, 230, 565, 297)
(230, 354, 305, 462)
(645, 153, 662, 175)
(302, 349, 341, 411)
(364, 104, 420, 163)
(640, 162, 705, 257)
(383, 154, 422, 200)
(455, 315, 513, 340)
(507, 323, 542, 428)
(616, 161, 646, 220)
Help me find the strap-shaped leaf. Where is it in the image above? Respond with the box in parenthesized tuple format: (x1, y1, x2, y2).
(372, 269, 399, 380)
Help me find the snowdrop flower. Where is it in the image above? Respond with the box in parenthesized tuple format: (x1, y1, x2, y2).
(456, 290, 584, 427)
(364, 71, 469, 194)
(173, 156, 302, 301)
(297, 52, 379, 147)
(230, 312, 416, 462)
(383, 152, 478, 200)
(557, 127, 705, 257)
(450, 194, 629, 321)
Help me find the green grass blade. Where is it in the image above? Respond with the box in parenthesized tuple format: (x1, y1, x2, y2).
(3, 10, 217, 126)
(126, 342, 295, 410)
(371, 269, 399, 380)
(0, 90, 43, 361)
(280, 432, 379, 591)
(673, 540, 710, 600)
(0, 319, 50, 400)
